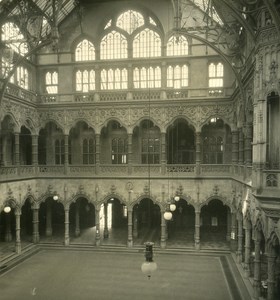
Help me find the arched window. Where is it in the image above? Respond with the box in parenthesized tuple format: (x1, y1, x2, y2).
(167, 65, 188, 88)
(116, 10, 144, 34)
(76, 69, 95, 92)
(112, 138, 128, 164)
(1, 22, 28, 56)
(141, 137, 160, 164)
(83, 138, 95, 164)
(75, 39, 95, 61)
(16, 66, 29, 89)
(45, 71, 58, 94)
(133, 29, 161, 58)
(133, 66, 161, 88)
(100, 31, 127, 59)
(167, 35, 188, 56)
(209, 62, 224, 87)
(101, 68, 128, 89)
(55, 139, 65, 165)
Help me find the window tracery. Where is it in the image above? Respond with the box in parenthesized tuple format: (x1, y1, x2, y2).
(75, 39, 95, 61)
(100, 31, 127, 59)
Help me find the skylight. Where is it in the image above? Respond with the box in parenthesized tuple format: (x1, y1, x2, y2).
(191, 0, 223, 25)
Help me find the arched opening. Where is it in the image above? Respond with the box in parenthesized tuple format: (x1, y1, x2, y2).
(133, 198, 161, 245)
(20, 198, 33, 242)
(0, 206, 15, 243)
(0, 115, 16, 165)
(19, 126, 32, 165)
(69, 197, 95, 244)
(167, 198, 195, 247)
(200, 199, 229, 247)
(167, 119, 195, 164)
(39, 197, 65, 243)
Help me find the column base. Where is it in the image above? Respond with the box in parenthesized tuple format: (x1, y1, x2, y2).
(127, 240, 133, 248)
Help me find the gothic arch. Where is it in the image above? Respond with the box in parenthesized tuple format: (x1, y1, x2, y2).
(131, 193, 163, 210)
(199, 195, 233, 212)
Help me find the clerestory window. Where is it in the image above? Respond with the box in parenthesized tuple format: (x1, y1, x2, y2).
(100, 31, 127, 59)
(45, 71, 58, 94)
(133, 29, 161, 58)
(75, 39, 95, 61)
(133, 66, 161, 88)
(101, 68, 128, 90)
(116, 10, 144, 34)
(167, 65, 188, 88)
(76, 69, 95, 92)
(167, 35, 188, 56)
(209, 62, 224, 87)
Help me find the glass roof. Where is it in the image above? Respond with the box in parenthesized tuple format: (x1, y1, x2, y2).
(190, 0, 223, 24)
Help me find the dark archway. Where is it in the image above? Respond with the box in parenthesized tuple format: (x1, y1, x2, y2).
(20, 198, 33, 242)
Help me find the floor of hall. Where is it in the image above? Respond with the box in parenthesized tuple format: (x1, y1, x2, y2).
(0, 248, 251, 300)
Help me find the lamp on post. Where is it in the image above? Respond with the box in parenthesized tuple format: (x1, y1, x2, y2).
(163, 195, 180, 221)
(141, 242, 157, 279)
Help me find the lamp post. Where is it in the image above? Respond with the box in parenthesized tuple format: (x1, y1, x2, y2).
(141, 242, 157, 279)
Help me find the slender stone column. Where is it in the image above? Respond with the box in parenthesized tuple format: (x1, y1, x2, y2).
(75, 202, 80, 237)
(14, 132, 20, 165)
(64, 134, 69, 174)
(161, 132, 166, 175)
(230, 212, 237, 251)
(244, 220, 252, 278)
(46, 201, 52, 236)
(244, 125, 253, 165)
(95, 207, 100, 246)
(267, 247, 277, 300)
(160, 211, 167, 248)
(237, 213, 243, 263)
(64, 206, 70, 246)
(195, 131, 201, 175)
(127, 208, 133, 247)
(15, 209, 21, 254)
(195, 208, 200, 250)
(32, 135, 38, 166)
(95, 133, 100, 174)
(253, 231, 261, 299)
(232, 131, 239, 164)
(103, 203, 109, 239)
(32, 207, 40, 243)
(127, 133, 132, 174)
(133, 207, 138, 238)
(238, 129, 244, 164)
(5, 211, 12, 242)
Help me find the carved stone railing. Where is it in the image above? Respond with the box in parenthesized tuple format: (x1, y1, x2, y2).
(4, 82, 37, 102)
(0, 163, 253, 182)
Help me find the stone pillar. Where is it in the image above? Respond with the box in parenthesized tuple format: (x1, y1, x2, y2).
(133, 207, 138, 238)
(237, 213, 243, 263)
(161, 61, 167, 99)
(253, 231, 261, 299)
(95, 207, 100, 246)
(64, 206, 70, 246)
(46, 201, 52, 237)
(244, 220, 252, 278)
(75, 202, 80, 237)
(244, 125, 253, 165)
(14, 132, 20, 165)
(195, 131, 201, 175)
(230, 212, 237, 251)
(64, 134, 69, 174)
(195, 208, 200, 250)
(95, 133, 100, 174)
(15, 209, 21, 254)
(238, 129, 244, 164)
(161, 132, 166, 174)
(5, 210, 12, 242)
(232, 131, 239, 165)
(160, 211, 167, 248)
(32, 135, 38, 166)
(267, 246, 277, 300)
(32, 207, 40, 243)
(127, 133, 132, 174)
(103, 203, 109, 239)
(127, 207, 133, 247)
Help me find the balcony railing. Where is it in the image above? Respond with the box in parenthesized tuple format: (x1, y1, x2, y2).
(0, 163, 251, 182)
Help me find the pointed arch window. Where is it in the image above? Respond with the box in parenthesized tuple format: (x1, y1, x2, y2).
(75, 39, 95, 61)
(45, 71, 58, 94)
(100, 31, 127, 59)
(209, 62, 224, 87)
(167, 35, 188, 56)
(101, 68, 127, 90)
(55, 139, 65, 165)
(83, 138, 95, 164)
(167, 65, 188, 88)
(76, 69, 95, 92)
(112, 138, 128, 164)
(133, 66, 161, 88)
(1, 22, 28, 56)
(116, 10, 144, 34)
(133, 28, 161, 58)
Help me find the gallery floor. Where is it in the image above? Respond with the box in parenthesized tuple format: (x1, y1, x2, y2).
(0, 249, 251, 300)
